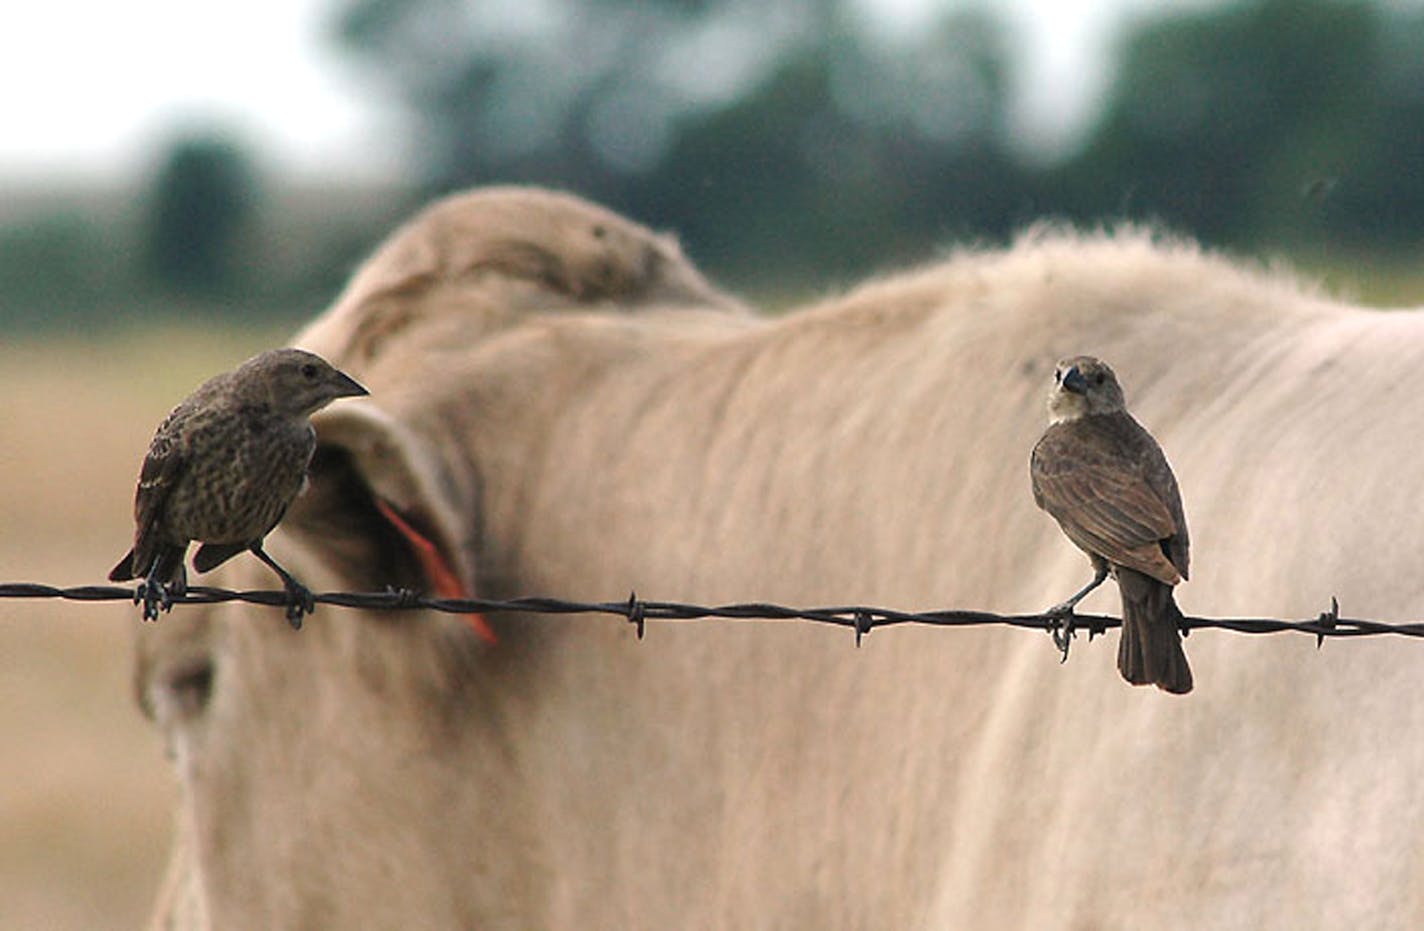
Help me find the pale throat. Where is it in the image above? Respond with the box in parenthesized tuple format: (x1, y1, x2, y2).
(1047, 390, 1088, 424)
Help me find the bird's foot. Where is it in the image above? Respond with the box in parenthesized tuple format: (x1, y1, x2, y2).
(282, 580, 316, 630)
(135, 580, 175, 622)
(1045, 602, 1077, 662)
(248, 543, 314, 630)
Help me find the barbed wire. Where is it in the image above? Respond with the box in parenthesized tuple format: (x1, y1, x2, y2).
(0, 581, 1407, 649)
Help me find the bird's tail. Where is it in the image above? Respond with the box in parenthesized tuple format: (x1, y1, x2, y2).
(108, 548, 137, 582)
(108, 545, 187, 593)
(1116, 567, 1193, 694)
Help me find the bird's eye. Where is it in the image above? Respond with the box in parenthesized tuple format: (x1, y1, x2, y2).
(300, 363, 318, 380)
(1093, 373, 1105, 385)
(1054, 370, 1062, 384)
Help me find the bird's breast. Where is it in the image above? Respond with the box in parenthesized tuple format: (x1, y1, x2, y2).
(164, 416, 314, 543)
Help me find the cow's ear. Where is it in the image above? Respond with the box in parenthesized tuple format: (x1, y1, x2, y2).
(285, 401, 480, 613)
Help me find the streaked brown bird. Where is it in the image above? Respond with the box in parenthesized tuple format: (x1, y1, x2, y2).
(1030, 356, 1193, 694)
(109, 348, 368, 627)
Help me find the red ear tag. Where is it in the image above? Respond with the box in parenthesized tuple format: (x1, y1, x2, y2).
(375, 497, 496, 644)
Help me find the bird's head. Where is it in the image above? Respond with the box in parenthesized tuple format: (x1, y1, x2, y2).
(238, 349, 369, 418)
(1047, 355, 1126, 423)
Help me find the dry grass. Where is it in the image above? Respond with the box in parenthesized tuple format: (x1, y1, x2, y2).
(0, 325, 289, 930)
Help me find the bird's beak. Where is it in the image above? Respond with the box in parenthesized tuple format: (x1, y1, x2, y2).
(1061, 365, 1088, 395)
(334, 371, 369, 398)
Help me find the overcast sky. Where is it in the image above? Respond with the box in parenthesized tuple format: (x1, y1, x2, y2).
(2, 0, 1200, 185)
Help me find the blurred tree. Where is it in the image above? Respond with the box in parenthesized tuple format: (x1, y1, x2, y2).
(330, 0, 1424, 286)
(332, 0, 1026, 285)
(0, 212, 115, 327)
(634, 9, 1028, 285)
(334, 0, 797, 200)
(1047, 0, 1424, 249)
(144, 132, 261, 295)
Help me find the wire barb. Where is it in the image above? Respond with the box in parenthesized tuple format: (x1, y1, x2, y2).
(853, 610, 873, 648)
(1316, 595, 1340, 649)
(626, 591, 647, 640)
(385, 586, 423, 610)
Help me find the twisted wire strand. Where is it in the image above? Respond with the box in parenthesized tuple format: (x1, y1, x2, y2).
(0, 583, 1392, 645)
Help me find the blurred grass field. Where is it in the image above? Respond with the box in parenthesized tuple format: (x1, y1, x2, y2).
(0, 324, 288, 931)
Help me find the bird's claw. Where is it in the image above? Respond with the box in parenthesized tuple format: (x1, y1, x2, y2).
(1045, 603, 1077, 662)
(283, 582, 316, 630)
(135, 580, 175, 622)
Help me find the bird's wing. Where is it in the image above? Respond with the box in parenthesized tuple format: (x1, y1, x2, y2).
(1142, 446, 1190, 580)
(130, 415, 188, 569)
(1032, 426, 1182, 583)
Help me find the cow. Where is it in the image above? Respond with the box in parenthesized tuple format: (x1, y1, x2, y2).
(138, 186, 1424, 929)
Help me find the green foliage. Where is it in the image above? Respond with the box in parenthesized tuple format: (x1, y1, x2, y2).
(333, 0, 1027, 285)
(626, 13, 1027, 286)
(0, 126, 410, 332)
(7, 0, 1424, 332)
(329, 0, 1424, 291)
(144, 133, 260, 295)
(0, 211, 125, 328)
(1046, 0, 1424, 250)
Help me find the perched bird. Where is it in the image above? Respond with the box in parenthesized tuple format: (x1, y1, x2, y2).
(1030, 356, 1193, 694)
(109, 349, 368, 627)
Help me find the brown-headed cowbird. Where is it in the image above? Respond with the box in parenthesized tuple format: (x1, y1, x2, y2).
(1030, 356, 1193, 694)
(109, 348, 368, 628)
